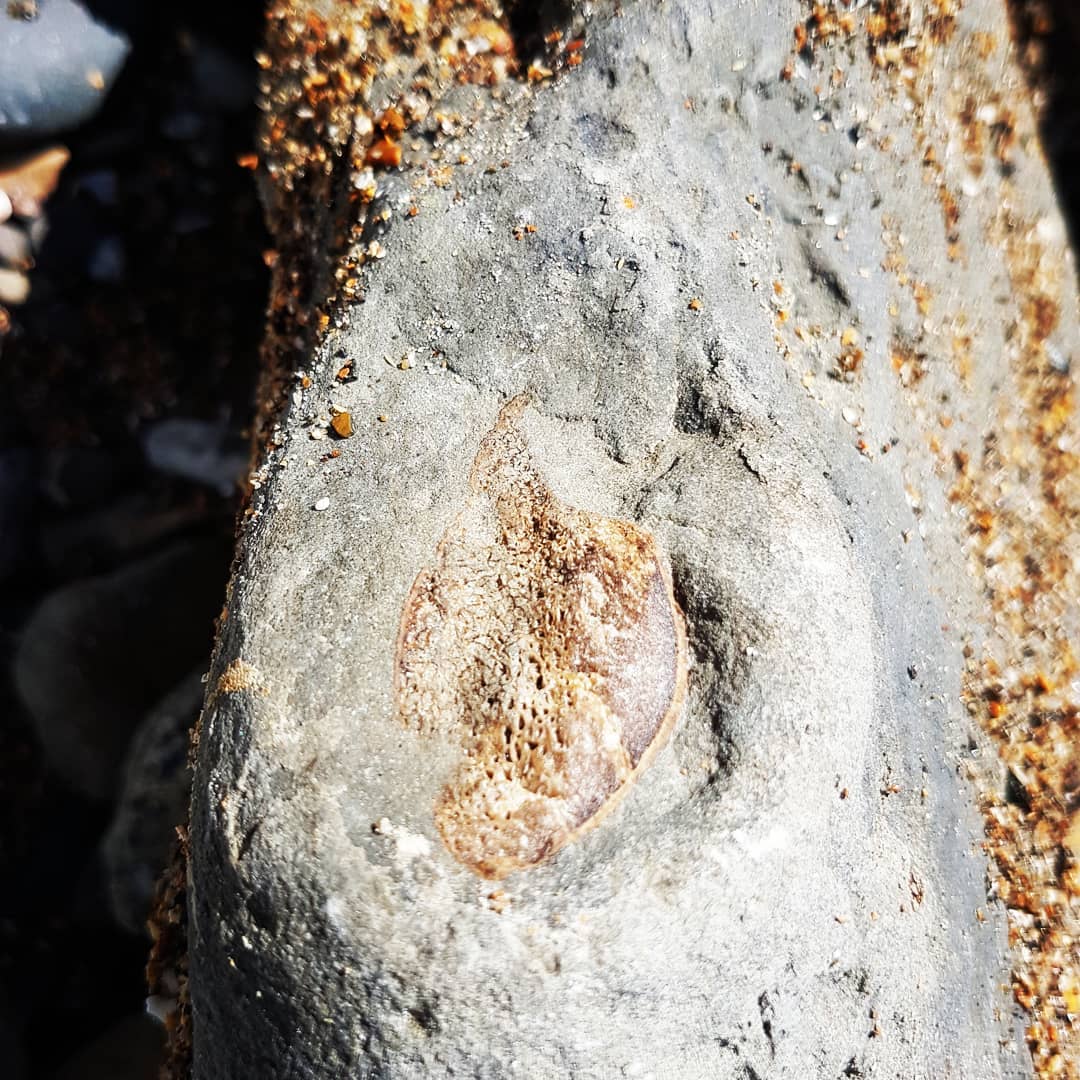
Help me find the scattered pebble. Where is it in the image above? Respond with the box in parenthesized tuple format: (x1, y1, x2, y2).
(0, 266, 29, 304)
(0, 146, 70, 217)
(314, 497, 330, 511)
(87, 235, 126, 283)
(330, 411, 353, 438)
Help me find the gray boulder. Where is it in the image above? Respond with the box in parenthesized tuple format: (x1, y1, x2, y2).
(0, 0, 129, 139)
(103, 669, 204, 934)
(190, 0, 1077, 1075)
(15, 541, 225, 800)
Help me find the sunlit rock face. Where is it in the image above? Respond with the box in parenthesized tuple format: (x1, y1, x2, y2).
(184, 0, 1080, 1076)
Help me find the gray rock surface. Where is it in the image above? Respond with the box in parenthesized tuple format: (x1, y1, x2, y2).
(190, 1, 1079, 1076)
(0, 0, 129, 139)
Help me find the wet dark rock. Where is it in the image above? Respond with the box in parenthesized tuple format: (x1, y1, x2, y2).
(52, 1012, 161, 1080)
(86, 233, 125, 282)
(38, 446, 138, 511)
(102, 669, 202, 934)
(14, 540, 227, 799)
(141, 416, 247, 496)
(39, 491, 210, 577)
(0, 992, 27, 1080)
(189, 39, 254, 113)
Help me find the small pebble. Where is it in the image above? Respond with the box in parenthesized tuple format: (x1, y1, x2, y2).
(314, 497, 330, 511)
(0, 267, 30, 304)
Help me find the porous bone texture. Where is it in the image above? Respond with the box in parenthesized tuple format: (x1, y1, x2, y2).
(395, 397, 686, 878)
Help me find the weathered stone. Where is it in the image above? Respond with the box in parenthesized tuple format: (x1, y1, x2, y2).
(0, 1, 129, 140)
(103, 670, 203, 934)
(190, 1, 1080, 1076)
(15, 542, 225, 800)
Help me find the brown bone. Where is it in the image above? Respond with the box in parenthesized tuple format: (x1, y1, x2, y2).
(394, 395, 688, 879)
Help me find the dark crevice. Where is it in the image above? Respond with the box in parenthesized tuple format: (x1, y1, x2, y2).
(1006, 0, 1080, 256)
(507, 0, 578, 57)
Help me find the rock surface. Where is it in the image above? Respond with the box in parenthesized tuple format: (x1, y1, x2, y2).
(16, 541, 225, 799)
(190, 1, 1080, 1076)
(103, 670, 204, 934)
(0, 0, 129, 140)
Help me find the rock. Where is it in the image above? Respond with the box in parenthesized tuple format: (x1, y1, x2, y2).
(189, 1, 1079, 1076)
(86, 234, 125, 282)
(0, 266, 29, 304)
(0, 146, 68, 217)
(38, 446, 138, 511)
(141, 416, 248, 497)
(102, 670, 203, 935)
(0, 2, 129, 139)
(189, 39, 254, 114)
(0, 220, 32, 266)
(15, 540, 227, 800)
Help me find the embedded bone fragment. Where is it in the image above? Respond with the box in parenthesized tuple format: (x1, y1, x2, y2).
(395, 396, 687, 879)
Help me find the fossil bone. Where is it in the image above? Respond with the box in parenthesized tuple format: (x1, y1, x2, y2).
(395, 396, 687, 879)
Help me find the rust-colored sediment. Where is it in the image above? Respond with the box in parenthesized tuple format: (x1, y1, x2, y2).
(957, 191, 1080, 1075)
(146, 828, 191, 1080)
(247, 0, 582, 465)
(213, 658, 264, 697)
(247, 0, 519, 472)
(395, 397, 687, 879)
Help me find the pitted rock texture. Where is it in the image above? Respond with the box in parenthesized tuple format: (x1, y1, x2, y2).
(395, 396, 686, 879)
